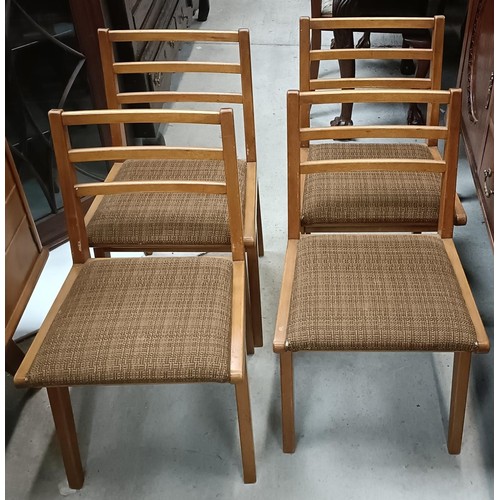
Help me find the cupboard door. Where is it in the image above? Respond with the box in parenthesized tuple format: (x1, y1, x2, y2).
(459, 0, 494, 163)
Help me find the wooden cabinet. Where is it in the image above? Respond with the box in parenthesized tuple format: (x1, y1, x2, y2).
(458, 0, 494, 240)
(5, 141, 48, 376)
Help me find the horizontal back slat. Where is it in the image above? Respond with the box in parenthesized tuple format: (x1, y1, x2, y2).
(300, 125, 448, 141)
(300, 89, 450, 105)
(309, 17, 436, 30)
(116, 91, 244, 105)
(113, 61, 241, 75)
(300, 159, 446, 174)
(311, 48, 433, 61)
(61, 109, 221, 126)
(108, 29, 240, 42)
(68, 146, 224, 163)
(74, 180, 227, 197)
(310, 78, 432, 90)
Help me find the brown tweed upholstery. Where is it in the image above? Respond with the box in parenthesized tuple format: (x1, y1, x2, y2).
(24, 257, 233, 386)
(87, 159, 247, 247)
(302, 143, 441, 226)
(287, 234, 478, 352)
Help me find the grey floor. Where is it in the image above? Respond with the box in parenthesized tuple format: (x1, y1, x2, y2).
(5, 1, 494, 498)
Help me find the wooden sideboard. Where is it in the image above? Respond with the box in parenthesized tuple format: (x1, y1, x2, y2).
(458, 0, 494, 241)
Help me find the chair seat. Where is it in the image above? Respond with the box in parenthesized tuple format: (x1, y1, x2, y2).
(87, 159, 247, 247)
(287, 234, 478, 352)
(23, 257, 234, 386)
(301, 143, 441, 226)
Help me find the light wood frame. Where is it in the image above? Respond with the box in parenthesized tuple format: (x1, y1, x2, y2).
(299, 15, 467, 228)
(14, 107, 256, 486)
(95, 28, 264, 348)
(274, 88, 489, 455)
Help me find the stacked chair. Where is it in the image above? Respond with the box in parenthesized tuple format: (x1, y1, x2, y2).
(88, 28, 264, 349)
(14, 107, 256, 486)
(273, 88, 489, 454)
(299, 16, 467, 232)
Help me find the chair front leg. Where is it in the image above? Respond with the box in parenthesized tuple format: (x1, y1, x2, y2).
(93, 248, 110, 258)
(257, 188, 264, 257)
(246, 246, 263, 347)
(280, 351, 296, 453)
(235, 358, 256, 483)
(47, 387, 84, 489)
(447, 351, 472, 454)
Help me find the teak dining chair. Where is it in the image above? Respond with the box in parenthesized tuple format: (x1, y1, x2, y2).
(274, 88, 489, 455)
(298, 16, 466, 232)
(300, 16, 444, 128)
(14, 107, 256, 487)
(91, 28, 264, 348)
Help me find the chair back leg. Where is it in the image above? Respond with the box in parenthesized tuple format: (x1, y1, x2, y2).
(234, 358, 256, 483)
(47, 387, 84, 489)
(447, 351, 472, 454)
(280, 351, 296, 453)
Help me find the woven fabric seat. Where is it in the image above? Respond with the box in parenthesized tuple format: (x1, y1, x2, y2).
(287, 234, 477, 352)
(24, 257, 233, 386)
(87, 159, 247, 247)
(301, 143, 441, 226)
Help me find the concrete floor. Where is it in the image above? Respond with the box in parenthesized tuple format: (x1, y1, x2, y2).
(5, 1, 494, 498)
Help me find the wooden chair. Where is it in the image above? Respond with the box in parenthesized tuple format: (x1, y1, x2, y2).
(274, 88, 489, 455)
(301, 16, 443, 128)
(14, 107, 256, 486)
(298, 17, 467, 232)
(92, 28, 264, 348)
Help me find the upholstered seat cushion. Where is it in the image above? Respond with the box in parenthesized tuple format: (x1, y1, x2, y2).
(23, 257, 233, 386)
(301, 143, 441, 226)
(87, 159, 247, 247)
(287, 234, 478, 352)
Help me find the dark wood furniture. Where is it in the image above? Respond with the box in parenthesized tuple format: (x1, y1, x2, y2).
(457, 0, 494, 241)
(5, 141, 49, 377)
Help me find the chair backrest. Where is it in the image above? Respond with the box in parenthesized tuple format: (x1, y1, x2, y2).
(299, 16, 445, 127)
(287, 88, 462, 240)
(97, 28, 257, 163)
(48, 107, 244, 264)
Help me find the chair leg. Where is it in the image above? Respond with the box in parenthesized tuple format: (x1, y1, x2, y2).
(280, 351, 296, 453)
(5, 338, 25, 376)
(310, 0, 321, 80)
(93, 248, 110, 258)
(234, 359, 256, 483)
(447, 352, 472, 455)
(246, 245, 263, 348)
(245, 279, 254, 355)
(257, 188, 264, 258)
(47, 387, 84, 489)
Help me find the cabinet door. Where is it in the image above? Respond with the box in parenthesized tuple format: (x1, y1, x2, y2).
(479, 98, 494, 238)
(458, 0, 494, 242)
(459, 0, 494, 165)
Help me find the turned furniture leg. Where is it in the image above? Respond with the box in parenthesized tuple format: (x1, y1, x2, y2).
(47, 387, 84, 489)
(447, 352, 472, 454)
(280, 351, 296, 453)
(246, 245, 263, 348)
(310, 0, 322, 79)
(235, 358, 256, 483)
(6, 339, 26, 376)
(331, 29, 355, 127)
(257, 189, 264, 257)
(197, 0, 210, 22)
